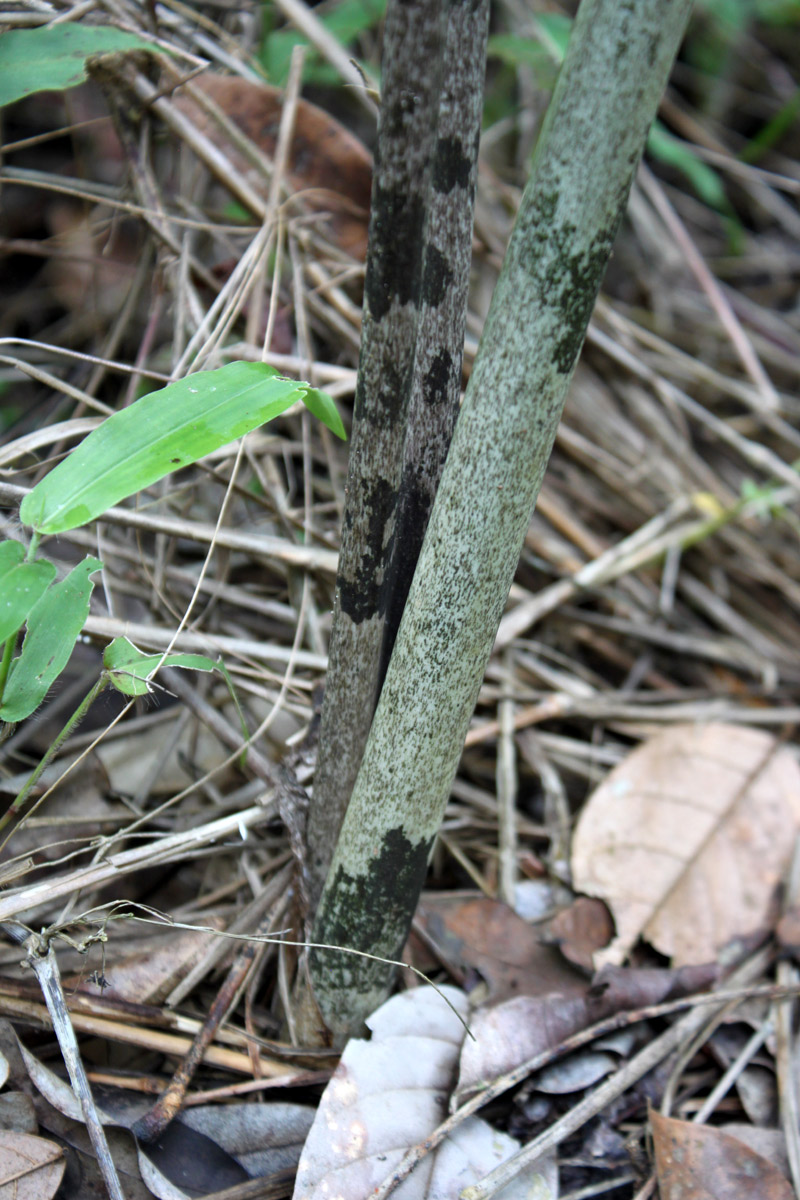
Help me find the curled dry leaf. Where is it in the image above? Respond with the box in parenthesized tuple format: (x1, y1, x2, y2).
(0, 1131, 65, 1200)
(415, 894, 585, 1002)
(293, 986, 556, 1199)
(456, 961, 716, 1102)
(545, 896, 614, 973)
(571, 724, 800, 967)
(651, 1111, 794, 1200)
(173, 75, 372, 258)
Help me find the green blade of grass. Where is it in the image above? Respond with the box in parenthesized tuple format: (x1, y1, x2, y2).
(20, 362, 344, 536)
(300, 386, 347, 441)
(103, 636, 217, 697)
(0, 25, 162, 107)
(0, 557, 103, 723)
(0, 543, 56, 644)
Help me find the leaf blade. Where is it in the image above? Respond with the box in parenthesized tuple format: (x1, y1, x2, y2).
(20, 362, 341, 535)
(301, 387, 347, 440)
(0, 25, 160, 107)
(0, 557, 103, 723)
(0, 555, 56, 644)
(103, 636, 217, 696)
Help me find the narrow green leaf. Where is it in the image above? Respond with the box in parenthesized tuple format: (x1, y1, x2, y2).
(301, 388, 347, 440)
(647, 122, 729, 211)
(0, 25, 161, 108)
(0, 554, 56, 644)
(261, 0, 385, 86)
(103, 636, 217, 696)
(0, 557, 103, 723)
(0, 540, 25, 578)
(20, 362, 343, 535)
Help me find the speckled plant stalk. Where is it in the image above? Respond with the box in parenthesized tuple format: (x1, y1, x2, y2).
(306, 0, 490, 910)
(309, 0, 694, 1039)
(305, 1, 447, 911)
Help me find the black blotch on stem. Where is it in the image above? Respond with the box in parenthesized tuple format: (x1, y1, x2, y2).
(432, 135, 473, 194)
(422, 244, 453, 308)
(338, 476, 398, 624)
(365, 185, 427, 321)
(313, 827, 435, 984)
(423, 348, 454, 407)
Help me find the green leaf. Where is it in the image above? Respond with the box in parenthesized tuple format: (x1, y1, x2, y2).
(103, 636, 217, 697)
(647, 123, 730, 211)
(0, 540, 25, 576)
(20, 362, 345, 535)
(261, 0, 385, 87)
(301, 388, 347, 441)
(0, 542, 56, 643)
(0, 25, 161, 108)
(0, 557, 103, 723)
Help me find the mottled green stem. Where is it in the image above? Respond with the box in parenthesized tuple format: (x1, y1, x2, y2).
(305, 0, 447, 907)
(309, 0, 694, 1038)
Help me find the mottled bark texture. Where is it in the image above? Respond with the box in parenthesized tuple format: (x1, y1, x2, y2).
(309, 0, 694, 1039)
(306, 0, 489, 910)
(378, 0, 491, 685)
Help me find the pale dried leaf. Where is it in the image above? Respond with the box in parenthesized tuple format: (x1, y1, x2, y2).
(180, 1102, 314, 1175)
(0, 1131, 65, 1200)
(571, 724, 800, 966)
(0, 1093, 37, 1135)
(651, 1111, 793, 1199)
(532, 1050, 617, 1094)
(426, 1120, 557, 1199)
(66, 925, 224, 1006)
(456, 963, 716, 1103)
(293, 986, 551, 1200)
(456, 993, 590, 1103)
(19, 1043, 86, 1124)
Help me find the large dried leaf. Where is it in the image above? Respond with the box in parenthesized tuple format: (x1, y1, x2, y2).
(180, 1102, 314, 1177)
(0, 1131, 65, 1199)
(456, 962, 718, 1102)
(651, 1111, 794, 1199)
(415, 895, 585, 1002)
(571, 724, 800, 966)
(174, 75, 372, 259)
(293, 986, 556, 1199)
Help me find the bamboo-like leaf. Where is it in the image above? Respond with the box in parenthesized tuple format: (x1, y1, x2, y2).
(0, 557, 103, 723)
(19, 362, 344, 536)
(0, 541, 56, 644)
(103, 636, 217, 696)
(0, 25, 161, 108)
(300, 385, 347, 441)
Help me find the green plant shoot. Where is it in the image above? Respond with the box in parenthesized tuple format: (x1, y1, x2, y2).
(20, 361, 345, 536)
(0, 360, 343, 841)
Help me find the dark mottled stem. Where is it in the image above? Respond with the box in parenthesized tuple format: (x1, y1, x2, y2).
(378, 0, 491, 685)
(305, 0, 447, 908)
(309, 0, 694, 1039)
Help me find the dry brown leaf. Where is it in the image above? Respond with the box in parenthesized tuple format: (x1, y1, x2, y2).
(545, 896, 614, 972)
(64, 924, 223, 1006)
(454, 960, 715, 1103)
(651, 1111, 794, 1200)
(0, 1131, 65, 1200)
(415, 894, 585, 1002)
(571, 724, 800, 966)
(173, 75, 372, 258)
